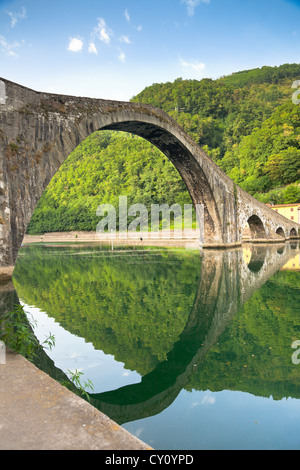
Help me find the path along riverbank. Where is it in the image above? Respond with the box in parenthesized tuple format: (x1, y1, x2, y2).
(0, 272, 152, 450)
(22, 229, 202, 248)
(0, 279, 152, 451)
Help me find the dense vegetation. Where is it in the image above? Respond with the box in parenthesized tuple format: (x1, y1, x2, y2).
(27, 132, 191, 234)
(27, 63, 300, 234)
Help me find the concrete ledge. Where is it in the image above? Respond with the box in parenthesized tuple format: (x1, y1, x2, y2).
(0, 350, 152, 450)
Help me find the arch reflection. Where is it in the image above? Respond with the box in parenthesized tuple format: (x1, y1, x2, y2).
(88, 244, 298, 423)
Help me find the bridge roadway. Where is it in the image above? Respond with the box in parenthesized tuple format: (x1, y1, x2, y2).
(0, 78, 299, 272)
(0, 243, 299, 448)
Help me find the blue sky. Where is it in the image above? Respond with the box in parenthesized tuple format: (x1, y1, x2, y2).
(0, 0, 300, 100)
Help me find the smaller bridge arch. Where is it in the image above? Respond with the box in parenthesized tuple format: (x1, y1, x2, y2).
(276, 227, 285, 238)
(290, 228, 298, 238)
(247, 214, 267, 240)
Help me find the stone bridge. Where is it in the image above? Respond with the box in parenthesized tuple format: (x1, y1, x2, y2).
(0, 78, 299, 268)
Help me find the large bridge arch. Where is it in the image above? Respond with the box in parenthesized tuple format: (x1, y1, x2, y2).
(98, 120, 224, 244)
(0, 78, 299, 268)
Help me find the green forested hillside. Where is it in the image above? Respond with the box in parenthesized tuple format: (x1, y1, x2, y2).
(27, 131, 191, 234)
(27, 63, 300, 234)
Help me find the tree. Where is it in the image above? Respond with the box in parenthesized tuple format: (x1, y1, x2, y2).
(284, 184, 300, 204)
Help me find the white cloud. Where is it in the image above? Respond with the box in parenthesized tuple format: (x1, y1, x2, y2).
(179, 58, 206, 72)
(201, 394, 216, 406)
(88, 42, 98, 54)
(119, 35, 132, 44)
(92, 18, 113, 45)
(190, 401, 200, 409)
(118, 49, 126, 63)
(6, 6, 26, 28)
(124, 9, 131, 22)
(67, 37, 83, 52)
(0, 35, 22, 57)
(182, 0, 210, 17)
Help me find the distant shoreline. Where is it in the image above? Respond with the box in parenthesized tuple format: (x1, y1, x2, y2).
(23, 229, 295, 250)
(22, 230, 202, 250)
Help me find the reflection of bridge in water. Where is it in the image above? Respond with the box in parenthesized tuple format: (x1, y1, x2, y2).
(89, 243, 300, 424)
(0, 243, 299, 425)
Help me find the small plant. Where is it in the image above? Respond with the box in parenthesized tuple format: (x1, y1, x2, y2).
(42, 331, 56, 351)
(8, 142, 20, 152)
(62, 369, 94, 402)
(1, 304, 38, 360)
(1, 304, 94, 403)
(1, 304, 55, 361)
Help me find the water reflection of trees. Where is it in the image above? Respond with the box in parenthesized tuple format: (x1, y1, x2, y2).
(13, 246, 202, 375)
(8, 243, 300, 423)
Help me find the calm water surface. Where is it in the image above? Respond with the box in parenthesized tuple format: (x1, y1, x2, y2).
(7, 242, 300, 449)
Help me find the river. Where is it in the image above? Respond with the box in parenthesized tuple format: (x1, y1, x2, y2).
(4, 241, 300, 450)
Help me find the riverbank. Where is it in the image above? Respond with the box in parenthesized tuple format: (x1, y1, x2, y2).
(23, 229, 295, 253)
(23, 230, 248, 250)
(0, 348, 152, 450)
(23, 229, 201, 247)
(0, 266, 153, 450)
